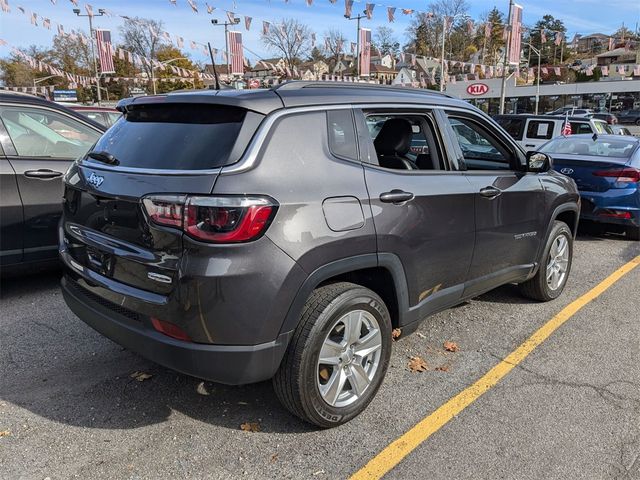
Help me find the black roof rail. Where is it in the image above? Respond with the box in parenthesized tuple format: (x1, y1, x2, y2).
(271, 80, 452, 98)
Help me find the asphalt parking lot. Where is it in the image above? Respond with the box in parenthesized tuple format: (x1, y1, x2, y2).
(1, 228, 639, 480)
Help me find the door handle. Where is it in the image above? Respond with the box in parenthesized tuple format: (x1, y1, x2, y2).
(380, 189, 414, 204)
(525, 144, 536, 148)
(479, 186, 502, 199)
(24, 169, 63, 179)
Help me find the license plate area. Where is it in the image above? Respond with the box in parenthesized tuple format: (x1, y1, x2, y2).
(86, 246, 114, 276)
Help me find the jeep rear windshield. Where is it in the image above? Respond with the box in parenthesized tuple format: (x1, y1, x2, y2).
(87, 103, 261, 170)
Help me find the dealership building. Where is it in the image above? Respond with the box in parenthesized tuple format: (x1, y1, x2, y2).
(445, 75, 640, 114)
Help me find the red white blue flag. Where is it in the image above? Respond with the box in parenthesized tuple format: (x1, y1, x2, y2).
(96, 29, 115, 74)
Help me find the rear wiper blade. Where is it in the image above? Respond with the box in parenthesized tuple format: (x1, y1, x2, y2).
(87, 150, 119, 166)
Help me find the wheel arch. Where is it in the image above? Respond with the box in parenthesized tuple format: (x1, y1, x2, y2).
(530, 202, 579, 278)
(279, 253, 410, 337)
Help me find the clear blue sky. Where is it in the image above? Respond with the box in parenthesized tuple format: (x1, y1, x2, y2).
(0, 0, 637, 64)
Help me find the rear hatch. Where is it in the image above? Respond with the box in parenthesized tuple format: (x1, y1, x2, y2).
(61, 100, 265, 294)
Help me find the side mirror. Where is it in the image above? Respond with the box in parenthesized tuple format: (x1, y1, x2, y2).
(526, 151, 552, 173)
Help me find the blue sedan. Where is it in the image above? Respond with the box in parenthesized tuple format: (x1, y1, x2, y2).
(539, 134, 640, 240)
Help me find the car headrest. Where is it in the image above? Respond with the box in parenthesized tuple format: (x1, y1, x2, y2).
(374, 118, 413, 156)
(573, 142, 590, 155)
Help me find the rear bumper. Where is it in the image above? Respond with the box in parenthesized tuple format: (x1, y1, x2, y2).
(61, 274, 291, 385)
(579, 189, 640, 228)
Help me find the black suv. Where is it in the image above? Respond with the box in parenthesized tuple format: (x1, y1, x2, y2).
(59, 82, 579, 427)
(0, 91, 105, 269)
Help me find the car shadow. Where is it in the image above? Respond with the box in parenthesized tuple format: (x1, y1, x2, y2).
(472, 283, 538, 305)
(1, 342, 314, 434)
(0, 267, 62, 300)
(575, 221, 630, 243)
(0, 273, 314, 434)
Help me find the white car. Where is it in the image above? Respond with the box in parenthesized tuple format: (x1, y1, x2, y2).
(494, 114, 613, 150)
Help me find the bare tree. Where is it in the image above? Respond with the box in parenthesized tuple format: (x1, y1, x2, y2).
(52, 32, 92, 74)
(120, 17, 166, 79)
(407, 0, 469, 58)
(323, 28, 347, 67)
(373, 26, 400, 56)
(261, 18, 313, 68)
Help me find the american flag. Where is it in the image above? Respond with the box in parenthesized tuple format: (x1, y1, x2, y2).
(96, 29, 115, 74)
(508, 3, 522, 65)
(228, 31, 244, 75)
(359, 28, 371, 76)
(561, 112, 572, 136)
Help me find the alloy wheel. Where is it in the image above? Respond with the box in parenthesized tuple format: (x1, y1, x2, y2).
(316, 310, 382, 408)
(546, 233, 570, 291)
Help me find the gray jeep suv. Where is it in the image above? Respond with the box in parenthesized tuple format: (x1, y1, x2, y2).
(59, 82, 580, 427)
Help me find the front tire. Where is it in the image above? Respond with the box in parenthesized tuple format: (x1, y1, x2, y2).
(520, 221, 573, 301)
(273, 282, 392, 428)
(627, 225, 640, 241)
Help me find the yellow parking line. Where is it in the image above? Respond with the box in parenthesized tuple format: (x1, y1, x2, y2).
(351, 255, 640, 480)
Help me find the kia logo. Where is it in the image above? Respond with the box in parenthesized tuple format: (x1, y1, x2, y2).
(560, 168, 574, 175)
(466, 83, 489, 96)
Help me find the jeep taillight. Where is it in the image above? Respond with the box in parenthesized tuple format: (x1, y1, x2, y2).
(142, 195, 277, 243)
(142, 195, 186, 228)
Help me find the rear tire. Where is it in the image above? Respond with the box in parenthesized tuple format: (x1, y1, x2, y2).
(627, 226, 640, 241)
(273, 282, 392, 428)
(520, 221, 573, 301)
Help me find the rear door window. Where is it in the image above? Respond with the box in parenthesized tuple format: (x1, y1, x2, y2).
(88, 103, 261, 170)
(526, 120, 555, 140)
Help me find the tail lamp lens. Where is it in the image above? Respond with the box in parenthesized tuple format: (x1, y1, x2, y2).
(142, 195, 185, 228)
(142, 195, 276, 243)
(593, 168, 640, 183)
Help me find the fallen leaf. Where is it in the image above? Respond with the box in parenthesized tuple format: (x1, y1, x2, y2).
(196, 381, 210, 396)
(240, 422, 261, 432)
(408, 356, 428, 372)
(443, 341, 459, 352)
(392, 328, 402, 340)
(130, 371, 153, 382)
(435, 365, 450, 372)
(270, 453, 279, 463)
(0, 430, 10, 437)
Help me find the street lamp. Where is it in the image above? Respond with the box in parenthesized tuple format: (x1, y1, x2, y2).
(344, 11, 367, 78)
(73, 7, 106, 105)
(524, 42, 542, 114)
(211, 18, 240, 78)
(150, 57, 189, 94)
(438, 13, 468, 92)
(33, 75, 60, 87)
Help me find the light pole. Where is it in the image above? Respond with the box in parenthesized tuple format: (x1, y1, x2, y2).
(344, 12, 367, 78)
(499, 0, 514, 114)
(151, 57, 189, 94)
(73, 7, 105, 105)
(211, 18, 240, 78)
(524, 42, 542, 114)
(438, 13, 467, 92)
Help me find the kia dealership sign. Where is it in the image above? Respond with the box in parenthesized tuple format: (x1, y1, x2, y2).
(466, 83, 489, 96)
